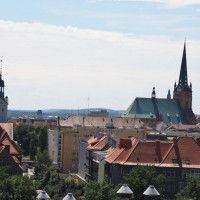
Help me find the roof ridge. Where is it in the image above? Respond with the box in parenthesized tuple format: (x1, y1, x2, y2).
(106, 148, 124, 163)
(120, 140, 140, 164)
(159, 142, 174, 165)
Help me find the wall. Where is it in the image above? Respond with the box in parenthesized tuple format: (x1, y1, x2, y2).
(60, 126, 147, 173)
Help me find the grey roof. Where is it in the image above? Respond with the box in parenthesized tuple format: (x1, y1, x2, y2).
(122, 97, 187, 124)
(63, 193, 76, 200)
(37, 191, 50, 199)
(117, 184, 133, 195)
(143, 185, 160, 196)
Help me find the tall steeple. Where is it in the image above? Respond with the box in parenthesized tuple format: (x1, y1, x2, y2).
(174, 42, 191, 92)
(167, 89, 171, 99)
(0, 60, 5, 100)
(173, 42, 196, 124)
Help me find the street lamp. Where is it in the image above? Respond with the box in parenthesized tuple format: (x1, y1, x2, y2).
(62, 193, 76, 200)
(116, 184, 133, 200)
(36, 191, 50, 200)
(143, 185, 160, 200)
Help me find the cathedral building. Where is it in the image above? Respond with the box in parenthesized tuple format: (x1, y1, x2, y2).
(122, 43, 196, 125)
(0, 65, 8, 123)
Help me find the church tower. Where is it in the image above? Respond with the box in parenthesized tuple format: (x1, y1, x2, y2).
(0, 60, 8, 123)
(173, 43, 196, 124)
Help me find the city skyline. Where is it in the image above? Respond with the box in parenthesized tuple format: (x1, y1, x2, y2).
(0, 1, 200, 113)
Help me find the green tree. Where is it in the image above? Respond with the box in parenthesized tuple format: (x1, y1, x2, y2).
(38, 125, 48, 153)
(29, 138, 37, 161)
(14, 123, 34, 156)
(0, 167, 36, 200)
(123, 165, 165, 200)
(176, 175, 200, 200)
(84, 181, 118, 200)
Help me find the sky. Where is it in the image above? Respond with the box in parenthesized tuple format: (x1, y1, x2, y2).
(0, 0, 200, 112)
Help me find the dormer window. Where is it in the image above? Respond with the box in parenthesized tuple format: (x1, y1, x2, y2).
(185, 160, 190, 165)
(172, 159, 178, 163)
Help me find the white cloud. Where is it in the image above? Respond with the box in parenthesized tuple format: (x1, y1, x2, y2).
(0, 20, 200, 113)
(115, 0, 200, 8)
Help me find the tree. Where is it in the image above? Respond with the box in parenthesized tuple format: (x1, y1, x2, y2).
(84, 181, 118, 200)
(38, 125, 48, 153)
(14, 123, 34, 156)
(123, 165, 165, 200)
(29, 138, 37, 161)
(0, 167, 36, 200)
(176, 175, 200, 200)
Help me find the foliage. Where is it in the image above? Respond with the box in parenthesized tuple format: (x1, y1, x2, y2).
(84, 181, 118, 200)
(34, 151, 52, 187)
(29, 138, 37, 161)
(0, 167, 36, 200)
(14, 124, 48, 158)
(38, 125, 48, 152)
(176, 175, 200, 200)
(123, 165, 165, 200)
(14, 123, 34, 156)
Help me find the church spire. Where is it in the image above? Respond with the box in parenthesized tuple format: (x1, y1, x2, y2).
(175, 42, 191, 91)
(167, 89, 171, 99)
(0, 60, 5, 100)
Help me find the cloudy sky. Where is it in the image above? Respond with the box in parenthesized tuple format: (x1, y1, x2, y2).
(1, 0, 200, 113)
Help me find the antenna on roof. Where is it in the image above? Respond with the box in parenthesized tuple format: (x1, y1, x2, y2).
(88, 96, 90, 115)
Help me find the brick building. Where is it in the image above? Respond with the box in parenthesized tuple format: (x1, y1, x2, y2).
(104, 137, 200, 199)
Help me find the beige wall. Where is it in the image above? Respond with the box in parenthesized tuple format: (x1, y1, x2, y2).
(60, 127, 146, 173)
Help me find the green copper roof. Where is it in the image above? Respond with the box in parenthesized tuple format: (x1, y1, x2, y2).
(122, 98, 187, 124)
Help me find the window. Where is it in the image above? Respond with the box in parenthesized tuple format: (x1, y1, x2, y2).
(73, 140, 76, 144)
(172, 159, 178, 163)
(185, 160, 190, 165)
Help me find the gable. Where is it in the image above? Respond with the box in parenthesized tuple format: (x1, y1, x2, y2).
(161, 137, 200, 167)
(1, 137, 20, 155)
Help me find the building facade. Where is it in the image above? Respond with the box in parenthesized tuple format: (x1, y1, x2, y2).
(48, 117, 148, 174)
(105, 137, 200, 200)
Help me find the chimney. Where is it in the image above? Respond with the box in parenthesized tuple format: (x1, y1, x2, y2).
(173, 137, 177, 145)
(5, 145, 10, 154)
(155, 141, 161, 162)
(57, 116, 60, 130)
(196, 138, 200, 146)
(118, 138, 132, 149)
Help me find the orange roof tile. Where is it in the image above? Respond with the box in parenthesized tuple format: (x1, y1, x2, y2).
(60, 116, 159, 129)
(105, 137, 200, 168)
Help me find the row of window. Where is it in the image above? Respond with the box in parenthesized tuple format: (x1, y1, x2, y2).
(72, 146, 79, 150)
(182, 168, 200, 179)
(73, 134, 90, 138)
(72, 164, 78, 168)
(72, 158, 79, 162)
(162, 168, 200, 179)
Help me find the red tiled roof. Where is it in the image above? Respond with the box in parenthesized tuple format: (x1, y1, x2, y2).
(0, 128, 21, 155)
(60, 116, 159, 129)
(163, 123, 198, 130)
(87, 136, 107, 151)
(105, 137, 200, 168)
(0, 145, 5, 153)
